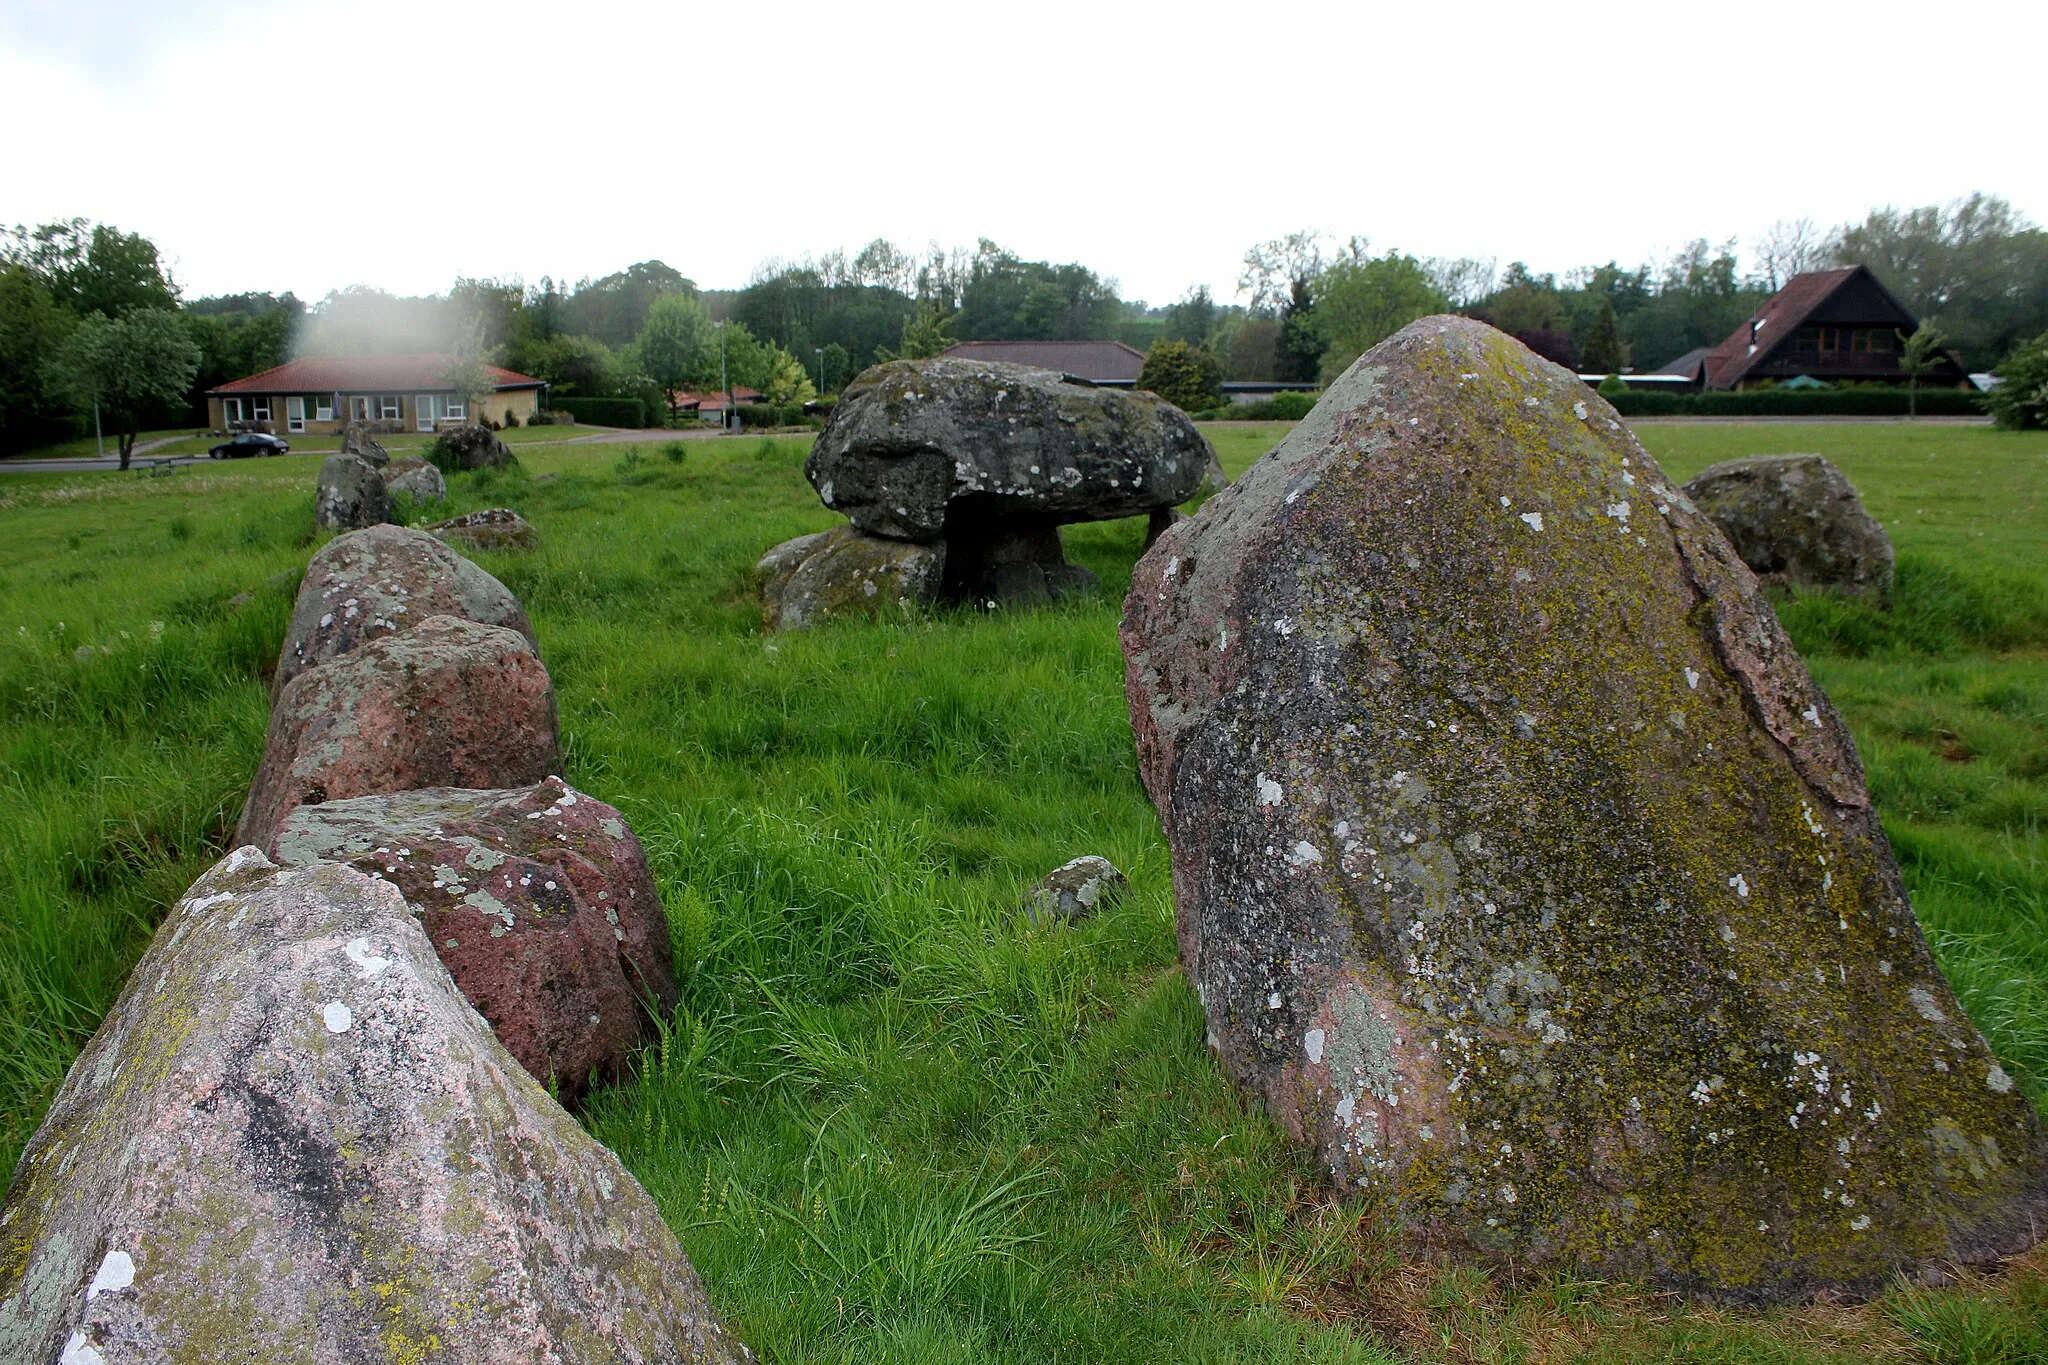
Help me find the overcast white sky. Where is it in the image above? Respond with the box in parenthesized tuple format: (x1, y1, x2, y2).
(3, 0, 2042, 307)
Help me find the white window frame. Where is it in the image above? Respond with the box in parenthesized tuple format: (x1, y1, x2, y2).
(445, 396, 466, 421)
(316, 396, 335, 421)
(380, 395, 400, 421)
(286, 397, 306, 433)
(223, 397, 243, 425)
(251, 398, 271, 422)
(349, 396, 372, 422)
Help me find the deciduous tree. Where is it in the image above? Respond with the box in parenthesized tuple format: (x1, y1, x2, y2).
(64, 309, 200, 469)
(635, 293, 717, 420)
(1138, 339, 1224, 412)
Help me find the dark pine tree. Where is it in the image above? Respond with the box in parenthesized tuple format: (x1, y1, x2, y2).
(1274, 278, 1324, 384)
(1581, 297, 1627, 375)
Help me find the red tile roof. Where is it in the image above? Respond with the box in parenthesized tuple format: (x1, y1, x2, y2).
(938, 340, 1146, 384)
(207, 354, 545, 396)
(668, 388, 763, 411)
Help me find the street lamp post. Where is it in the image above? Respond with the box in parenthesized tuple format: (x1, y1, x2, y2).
(815, 347, 824, 397)
(717, 321, 730, 434)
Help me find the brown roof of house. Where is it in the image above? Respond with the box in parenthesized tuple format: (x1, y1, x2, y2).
(1700, 267, 1896, 390)
(207, 354, 545, 396)
(1652, 346, 1714, 379)
(668, 388, 763, 411)
(938, 340, 1147, 384)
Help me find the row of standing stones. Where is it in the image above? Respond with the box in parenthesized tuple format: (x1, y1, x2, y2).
(0, 331, 1996, 1357)
(316, 420, 541, 552)
(1120, 317, 2039, 1301)
(0, 522, 751, 1362)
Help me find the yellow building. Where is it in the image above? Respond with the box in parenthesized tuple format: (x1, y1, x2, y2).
(205, 354, 546, 436)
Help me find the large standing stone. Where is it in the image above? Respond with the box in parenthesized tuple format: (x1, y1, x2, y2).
(0, 849, 750, 1364)
(340, 419, 389, 467)
(314, 452, 392, 530)
(756, 524, 946, 632)
(1682, 454, 1895, 602)
(238, 615, 562, 852)
(273, 778, 677, 1100)
(1121, 316, 2046, 1301)
(276, 523, 536, 693)
(434, 424, 517, 470)
(806, 359, 1210, 601)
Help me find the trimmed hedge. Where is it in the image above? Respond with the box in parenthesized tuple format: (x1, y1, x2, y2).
(1604, 387, 1984, 418)
(734, 403, 812, 428)
(555, 396, 645, 428)
(1225, 391, 1319, 421)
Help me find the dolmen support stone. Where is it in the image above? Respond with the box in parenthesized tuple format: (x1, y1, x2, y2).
(276, 523, 536, 693)
(238, 615, 562, 852)
(1683, 454, 1894, 602)
(0, 848, 749, 1364)
(761, 357, 1213, 624)
(1120, 315, 2046, 1301)
(274, 778, 676, 1100)
(755, 525, 946, 633)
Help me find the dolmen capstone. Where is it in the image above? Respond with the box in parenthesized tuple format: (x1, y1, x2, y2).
(760, 358, 1214, 628)
(274, 778, 677, 1099)
(276, 523, 536, 693)
(0, 848, 749, 1364)
(1121, 316, 2046, 1301)
(1683, 454, 1894, 603)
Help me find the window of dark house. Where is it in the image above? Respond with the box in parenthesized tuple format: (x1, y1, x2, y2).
(1796, 328, 1819, 352)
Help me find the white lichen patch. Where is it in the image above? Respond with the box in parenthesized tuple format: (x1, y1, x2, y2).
(322, 1001, 354, 1034)
(86, 1247, 135, 1299)
(1519, 511, 1545, 532)
(344, 937, 392, 980)
(1909, 988, 1949, 1024)
(1987, 1064, 2015, 1093)
(1256, 774, 1283, 806)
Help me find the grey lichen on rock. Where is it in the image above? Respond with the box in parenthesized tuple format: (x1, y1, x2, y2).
(276, 523, 536, 693)
(429, 507, 540, 553)
(756, 524, 945, 632)
(1120, 315, 2047, 1301)
(1682, 454, 1894, 602)
(0, 849, 751, 1364)
(1023, 855, 1128, 925)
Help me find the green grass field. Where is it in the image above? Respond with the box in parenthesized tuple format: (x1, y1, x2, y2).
(1, 421, 2044, 1362)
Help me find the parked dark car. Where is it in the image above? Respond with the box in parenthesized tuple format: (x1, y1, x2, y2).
(209, 432, 290, 458)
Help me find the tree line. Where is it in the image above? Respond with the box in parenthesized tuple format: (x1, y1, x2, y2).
(6, 192, 2047, 456)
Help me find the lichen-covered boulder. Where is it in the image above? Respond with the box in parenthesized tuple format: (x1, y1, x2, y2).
(383, 453, 448, 504)
(1121, 316, 2047, 1301)
(0, 849, 750, 1364)
(430, 506, 541, 553)
(340, 419, 389, 467)
(807, 359, 1210, 541)
(1023, 855, 1128, 925)
(238, 615, 561, 852)
(314, 452, 392, 530)
(273, 778, 677, 1099)
(1682, 454, 1894, 602)
(433, 423, 517, 470)
(756, 524, 946, 632)
(275, 523, 536, 693)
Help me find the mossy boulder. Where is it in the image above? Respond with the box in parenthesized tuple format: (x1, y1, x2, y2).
(429, 507, 540, 553)
(1682, 454, 1894, 602)
(755, 524, 945, 632)
(237, 615, 562, 853)
(382, 454, 447, 504)
(277, 523, 535, 694)
(273, 778, 677, 1101)
(314, 452, 392, 531)
(0, 849, 750, 1364)
(431, 424, 517, 471)
(807, 358, 1211, 540)
(1121, 316, 2047, 1301)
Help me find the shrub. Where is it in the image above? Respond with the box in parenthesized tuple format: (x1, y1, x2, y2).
(1983, 331, 2048, 430)
(1138, 340, 1224, 413)
(503, 412, 520, 429)
(1220, 391, 1318, 421)
(1600, 387, 1983, 418)
(662, 441, 687, 464)
(735, 403, 786, 429)
(1596, 374, 1630, 400)
(555, 396, 645, 428)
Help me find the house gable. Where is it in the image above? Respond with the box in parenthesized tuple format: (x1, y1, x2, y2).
(1704, 266, 1966, 389)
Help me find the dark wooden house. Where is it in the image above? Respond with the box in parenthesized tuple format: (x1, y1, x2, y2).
(1700, 265, 1968, 391)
